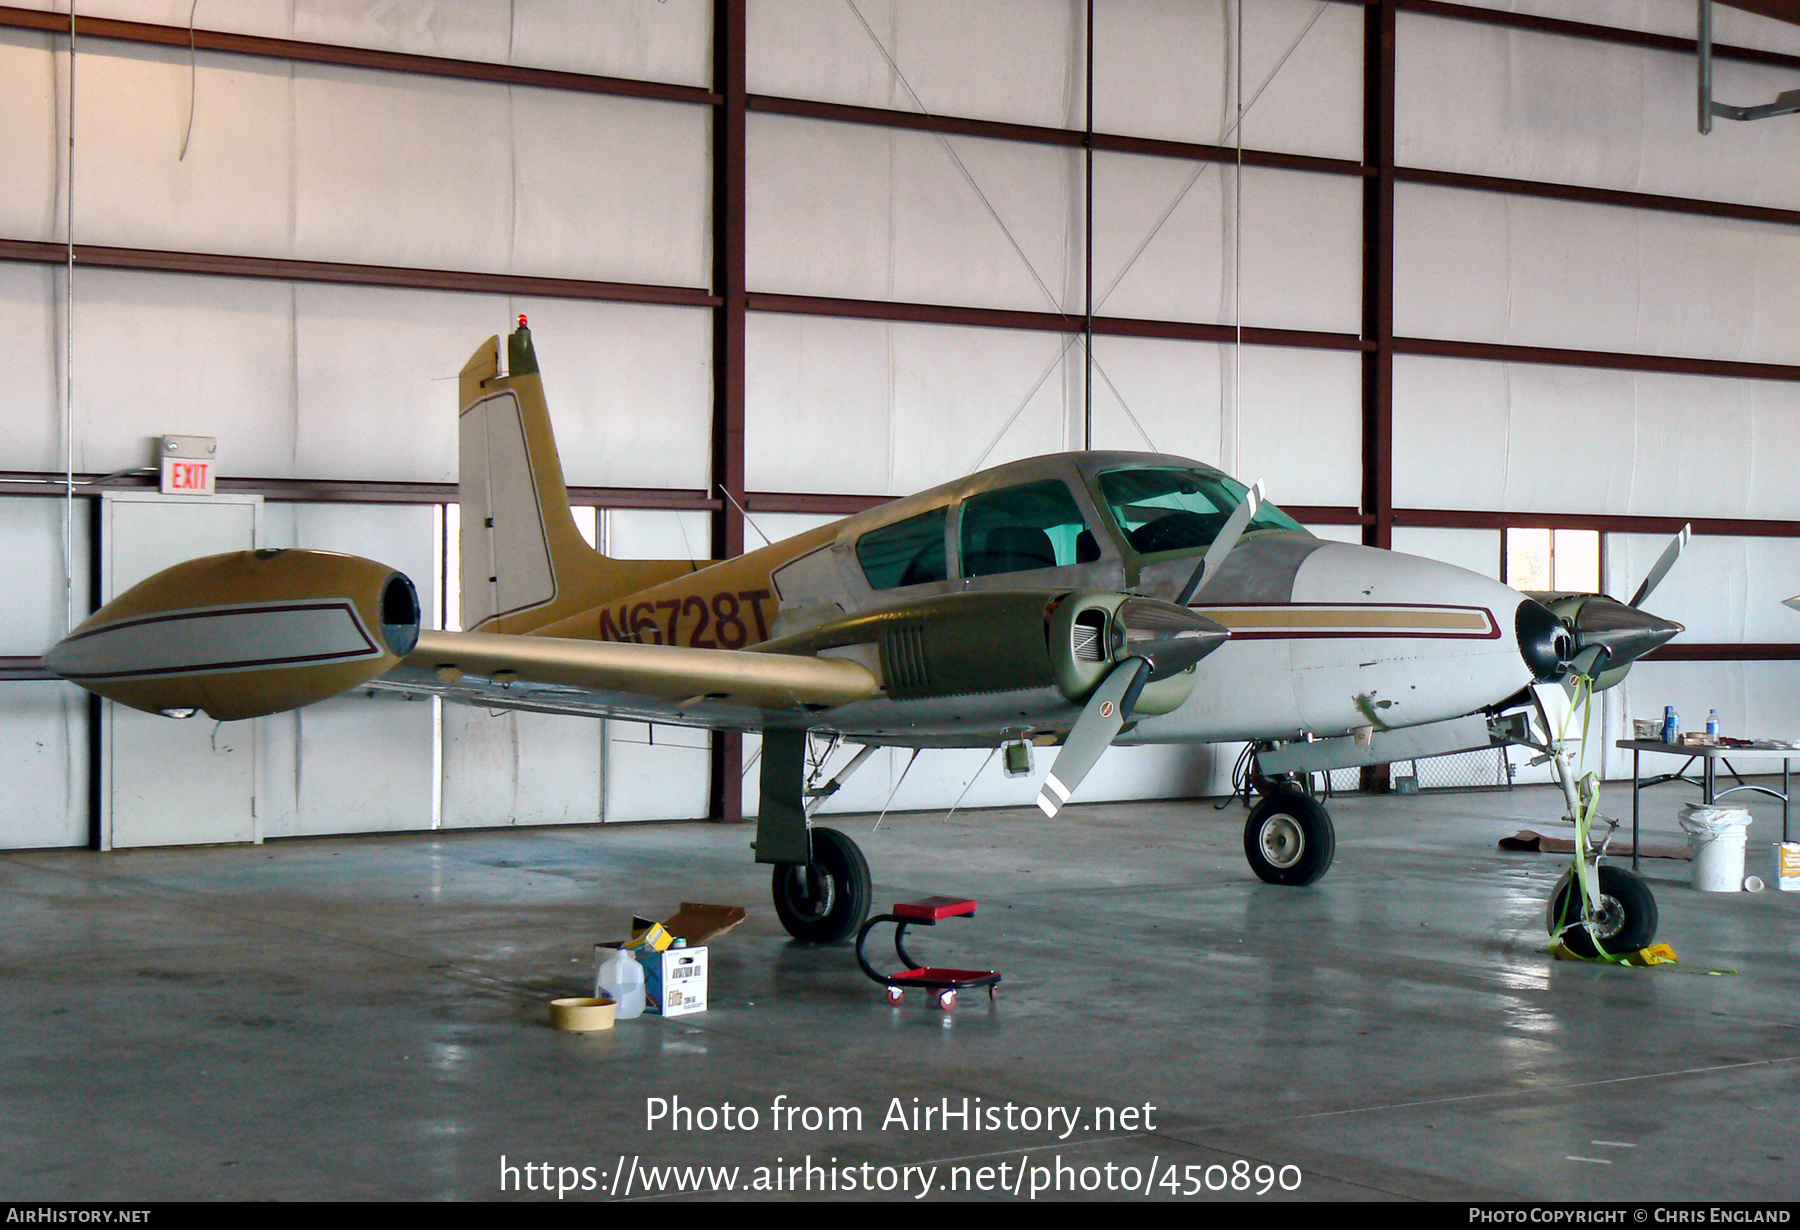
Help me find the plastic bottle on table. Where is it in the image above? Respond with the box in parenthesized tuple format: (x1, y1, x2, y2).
(595, 945, 646, 1019)
(1708, 709, 1721, 738)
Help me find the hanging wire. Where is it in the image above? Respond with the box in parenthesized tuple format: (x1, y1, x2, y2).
(178, 1, 199, 160)
(1094, 1, 1330, 314)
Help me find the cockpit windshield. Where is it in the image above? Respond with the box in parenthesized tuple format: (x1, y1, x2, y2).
(1097, 467, 1308, 557)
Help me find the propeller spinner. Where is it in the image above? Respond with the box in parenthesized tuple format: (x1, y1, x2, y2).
(1034, 483, 1263, 817)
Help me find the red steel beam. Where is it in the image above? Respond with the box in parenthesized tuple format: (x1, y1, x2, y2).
(747, 95, 1366, 179)
(1397, 167, 1800, 230)
(0, 5, 717, 105)
(1395, 336, 1800, 383)
(1363, 0, 1398, 551)
(0, 240, 718, 309)
(710, 0, 748, 824)
(1395, 508, 1800, 538)
(1399, 0, 1800, 71)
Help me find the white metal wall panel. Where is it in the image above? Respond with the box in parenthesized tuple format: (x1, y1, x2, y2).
(510, 1, 712, 85)
(68, 45, 296, 259)
(0, 31, 60, 244)
(1440, 1, 1800, 53)
(748, 0, 1081, 130)
(606, 721, 710, 823)
(1095, 159, 1363, 334)
(0, 264, 60, 475)
(0, 495, 92, 851)
(292, 284, 502, 484)
(291, 65, 511, 273)
(254, 503, 438, 838)
(1094, 0, 1362, 160)
(20, 1, 713, 84)
(601, 508, 713, 821)
(520, 302, 715, 491)
(1391, 527, 1503, 581)
(1614, 661, 1800, 782)
(1606, 533, 1800, 646)
(4, 273, 713, 487)
(1397, 15, 1800, 212)
(440, 704, 604, 828)
(69, 269, 298, 479)
(0, 682, 89, 850)
(509, 89, 710, 286)
(33, 2, 291, 38)
(1396, 183, 1800, 365)
(1393, 355, 1800, 519)
(747, 315, 1359, 502)
(748, 114, 1083, 314)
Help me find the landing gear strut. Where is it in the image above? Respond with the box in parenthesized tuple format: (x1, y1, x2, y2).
(1243, 787, 1336, 886)
(771, 826, 872, 943)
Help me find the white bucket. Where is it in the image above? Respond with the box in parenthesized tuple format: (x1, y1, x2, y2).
(1681, 804, 1754, 892)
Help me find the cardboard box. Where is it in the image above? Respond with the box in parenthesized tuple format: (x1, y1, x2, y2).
(636, 946, 708, 1017)
(1776, 843, 1800, 892)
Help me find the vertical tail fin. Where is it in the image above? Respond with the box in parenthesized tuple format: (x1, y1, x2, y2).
(457, 322, 703, 634)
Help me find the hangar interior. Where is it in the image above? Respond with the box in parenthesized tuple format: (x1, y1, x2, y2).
(4, 0, 1800, 1205)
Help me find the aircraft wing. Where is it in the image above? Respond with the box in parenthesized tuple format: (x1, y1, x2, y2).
(368, 629, 880, 729)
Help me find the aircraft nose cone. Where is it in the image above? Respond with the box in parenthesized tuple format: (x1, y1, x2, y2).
(1574, 597, 1684, 667)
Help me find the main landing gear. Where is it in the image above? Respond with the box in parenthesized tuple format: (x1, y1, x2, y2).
(1242, 786, 1336, 886)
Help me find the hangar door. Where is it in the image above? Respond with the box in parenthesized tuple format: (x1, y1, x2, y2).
(101, 493, 262, 849)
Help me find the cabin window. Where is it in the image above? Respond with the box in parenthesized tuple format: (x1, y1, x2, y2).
(959, 481, 1100, 578)
(1097, 467, 1305, 557)
(856, 507, 949, 590)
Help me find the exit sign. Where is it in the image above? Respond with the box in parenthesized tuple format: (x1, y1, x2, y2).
(159, 435, 218, 496)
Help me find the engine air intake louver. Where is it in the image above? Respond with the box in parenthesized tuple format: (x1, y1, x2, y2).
(880, 624, 932, 696)
(1072, 609, 1108, 662)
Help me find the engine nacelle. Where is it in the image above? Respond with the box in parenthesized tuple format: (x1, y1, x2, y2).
(43, 549, 420, 721)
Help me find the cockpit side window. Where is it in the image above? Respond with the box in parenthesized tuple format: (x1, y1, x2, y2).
(1097, 467, 1307, 557)
(856, 506, 949, 591)
(959, 480, 1101, 578)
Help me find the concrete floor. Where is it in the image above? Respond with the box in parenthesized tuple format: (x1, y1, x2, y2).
(4, 782, 1799, 1202)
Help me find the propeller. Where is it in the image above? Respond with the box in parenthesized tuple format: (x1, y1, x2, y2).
(1629, 524, 1690, 609)
(1541, 524, 1689, 691)
(1034, 484, 1261, 818)
(1784, 595, 1800, 613)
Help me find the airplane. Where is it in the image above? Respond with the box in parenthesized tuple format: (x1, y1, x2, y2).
(42, 319, 1687, 953)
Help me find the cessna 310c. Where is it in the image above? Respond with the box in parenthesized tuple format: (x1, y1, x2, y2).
(44, 321, 1687, 951)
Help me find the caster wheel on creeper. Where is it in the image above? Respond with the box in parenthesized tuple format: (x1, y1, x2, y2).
(934, 989, 957, 1010)
(886, 987, 905, 1005)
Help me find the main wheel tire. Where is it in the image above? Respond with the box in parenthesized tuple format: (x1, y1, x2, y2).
(1549, 864, 1658, 958)
(1243, 788, 1335, 886)
(771, 826, 871, 944)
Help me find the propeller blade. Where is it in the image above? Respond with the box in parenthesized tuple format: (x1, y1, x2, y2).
(1175, 480, 1265, 607)
(1629, 524, 1690, 609)
(1785, 595, 1800, 613)
(1036, 658, 1150, 818)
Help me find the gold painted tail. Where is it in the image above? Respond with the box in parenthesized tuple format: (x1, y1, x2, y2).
(457, 324, 704, 635)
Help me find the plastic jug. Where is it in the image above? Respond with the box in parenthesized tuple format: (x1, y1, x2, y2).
(595, 945, 646, 1020)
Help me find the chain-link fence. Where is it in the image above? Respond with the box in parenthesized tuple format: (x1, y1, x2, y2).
(1321, 746, 1514, 796)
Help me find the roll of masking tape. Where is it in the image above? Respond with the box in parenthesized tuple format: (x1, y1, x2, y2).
(549, 996, 617, 1031)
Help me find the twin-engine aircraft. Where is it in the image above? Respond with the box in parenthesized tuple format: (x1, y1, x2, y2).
(45, 322, 1685, 946)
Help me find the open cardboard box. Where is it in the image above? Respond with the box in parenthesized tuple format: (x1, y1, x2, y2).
(624, 903, 747, 1017)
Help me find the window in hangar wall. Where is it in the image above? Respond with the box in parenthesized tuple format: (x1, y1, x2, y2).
(1504, 528, 1599, 593)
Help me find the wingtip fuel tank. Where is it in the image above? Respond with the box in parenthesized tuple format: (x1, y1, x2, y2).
(43, 549, 420, 722)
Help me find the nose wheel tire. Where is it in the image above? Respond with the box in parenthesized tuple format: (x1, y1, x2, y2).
(1243, 788, 1336, 886)
(1548, 864, 1658, 958)
(771, 826, 872, 944)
